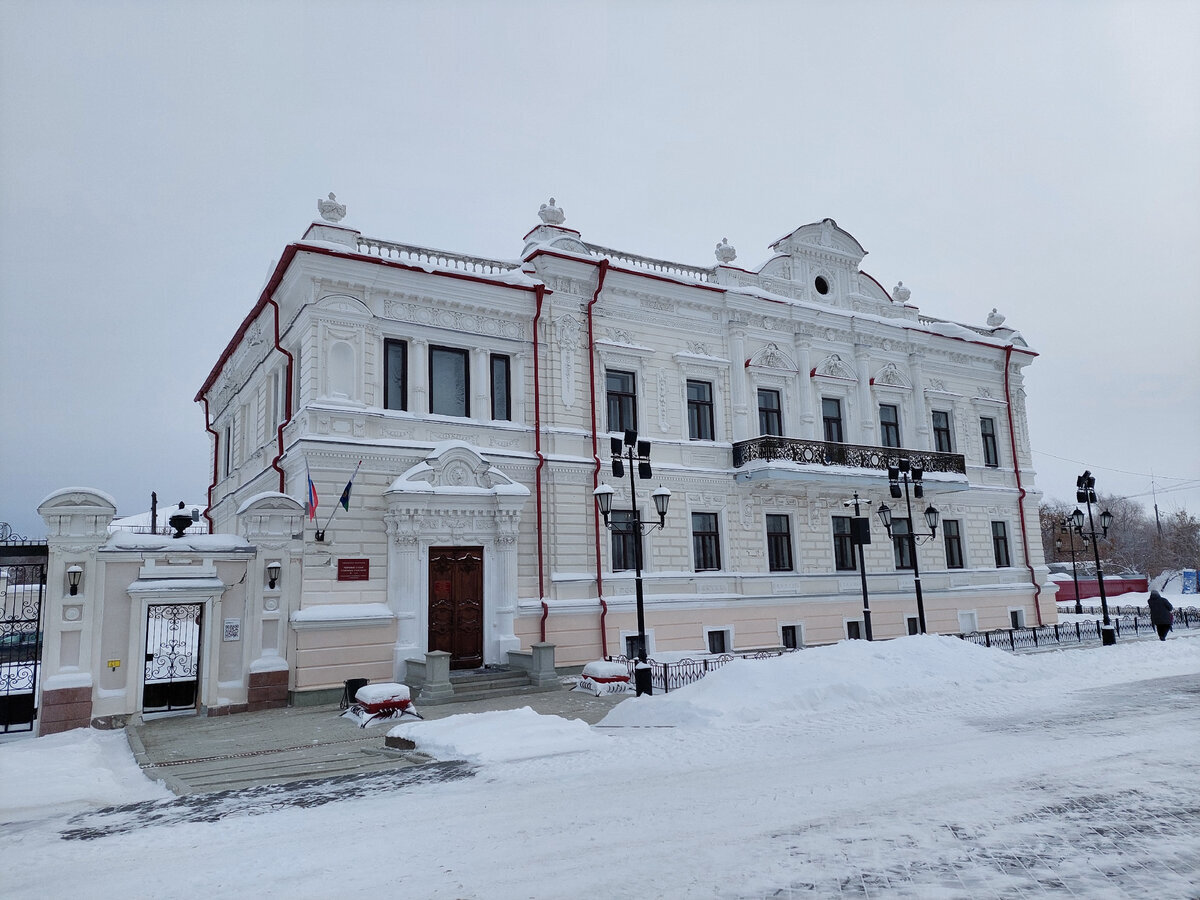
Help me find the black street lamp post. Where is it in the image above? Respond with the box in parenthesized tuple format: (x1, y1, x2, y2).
(1073, 470, 1115, 645)
(845, 491, 874, 641)
(1055, 520, 1087, 616)
(594, 430, 671, 696)
(876, 459, 940, 635)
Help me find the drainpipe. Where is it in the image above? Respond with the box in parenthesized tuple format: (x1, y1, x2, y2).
(587, 259, 611, 653)
(532, 284, 548, 604)
(201, 396, 218, 531)
(265, 297, 295, 493)
(1004, 344, 1042, 625)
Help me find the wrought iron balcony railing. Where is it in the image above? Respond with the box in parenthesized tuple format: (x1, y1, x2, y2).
(732, 436, 966, 475)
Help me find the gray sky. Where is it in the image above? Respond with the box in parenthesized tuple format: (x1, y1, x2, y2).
(2, 1, 1198, 539)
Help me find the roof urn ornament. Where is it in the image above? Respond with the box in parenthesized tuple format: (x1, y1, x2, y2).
(987, 307, 1007, 327)
(168, 501, 193, 539)
(715, 238, 737, 264)
(538, 197, 565, 225)
(892, 281, 911, 304)
(318, 192, 347, 223)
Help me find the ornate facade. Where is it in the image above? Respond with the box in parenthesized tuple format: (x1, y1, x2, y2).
(198, 199, 1052, 696)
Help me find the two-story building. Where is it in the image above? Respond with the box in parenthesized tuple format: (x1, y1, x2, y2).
(197, 197, 1052, 699)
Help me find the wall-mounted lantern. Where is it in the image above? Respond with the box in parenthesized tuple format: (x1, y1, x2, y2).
(266, 561, 282, 590)
(67, 564, 83, 596)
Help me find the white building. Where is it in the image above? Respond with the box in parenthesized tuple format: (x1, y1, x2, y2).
(198, 197, 1052, 699)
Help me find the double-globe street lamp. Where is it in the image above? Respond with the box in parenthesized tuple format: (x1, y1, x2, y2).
(1072, 470, 1115, 645)
(594, 429, 671, 696)
(1055, 519, 1088, 616)
(876, 459, 940, 634)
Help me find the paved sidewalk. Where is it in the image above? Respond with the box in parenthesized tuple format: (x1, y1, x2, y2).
(128, 682, 627, 795)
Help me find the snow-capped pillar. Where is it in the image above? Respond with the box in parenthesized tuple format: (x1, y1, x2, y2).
(728, 325, 749, 441)
(908, 351, 929, 449)
(410, 338, 429, 415)
(854, 343, 874, 444)
(794, 338, 816, 439)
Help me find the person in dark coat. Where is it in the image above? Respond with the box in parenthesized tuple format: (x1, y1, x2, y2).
(1147, 590, 1174, 641)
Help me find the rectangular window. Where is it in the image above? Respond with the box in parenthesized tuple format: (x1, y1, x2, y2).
(906, 616, 920, 636)
(274, 367, 288, 429)
(686, 380, 715, 441)
(832, 516, 857, 571)
(879, 404, 900, 448)
(707, 630, 728, 654)
(892, 517, 914, 569)
(757, 389, 782, 436)
(625, 634, 647, 660)
(932, 410, 953, 453)
(992, 521, 1011, 567)
(1009, 608, 1026, 629)
(766, 514, 793, 572)
(846, 620, 862, 640)
(943, 519, 964, 569)
(607, 370, 637, 434)
(384, 339, 407, 411)
(490, 354, 511, 421)
(957, 610, 979, 634)
(430, 346, 469, 417)
(781, 624, 799, 650)
(980, 417, 999, 467)
(822, 397, 844, 443)
(611, 510, 637, 572)
(222, 424, 233, 478)
(692, 512, 722, 571)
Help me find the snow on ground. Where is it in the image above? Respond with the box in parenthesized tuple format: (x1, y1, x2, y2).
(2, 613, 1198, 898)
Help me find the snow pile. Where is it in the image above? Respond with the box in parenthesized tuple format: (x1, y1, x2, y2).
(387, 707, 606, 763)
(0, 729, 171, 823)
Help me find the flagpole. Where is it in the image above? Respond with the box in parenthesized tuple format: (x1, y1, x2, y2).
(316, 460, 361, 542)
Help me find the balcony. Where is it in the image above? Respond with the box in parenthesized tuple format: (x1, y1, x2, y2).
(732, 436, 966, 478)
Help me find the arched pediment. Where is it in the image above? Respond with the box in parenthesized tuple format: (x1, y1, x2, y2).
(769, 218, 867, 266)
(314, 293, 371, 319)
(37, 487, 118, 517)
(386, 442, 530, 498)
(747, 342, 798, 372)
(810, 353, 857, 382)
(870, 362, 912, 389)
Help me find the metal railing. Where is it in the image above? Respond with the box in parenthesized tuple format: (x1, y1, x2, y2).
(605, 648, 797, 694)
(958, 607, 1199, 651)
(733, 436, 967, 474)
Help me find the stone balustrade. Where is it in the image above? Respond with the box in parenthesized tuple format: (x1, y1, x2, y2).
(356, 237, 520, 276)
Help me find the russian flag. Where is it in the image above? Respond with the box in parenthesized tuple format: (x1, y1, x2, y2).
(306, 461, 318, 521)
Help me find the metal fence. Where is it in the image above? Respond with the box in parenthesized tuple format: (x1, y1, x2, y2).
(958, 606, 1200, 652)
(605, 649, 798, 693)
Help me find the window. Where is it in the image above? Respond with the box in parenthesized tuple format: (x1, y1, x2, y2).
(1009, 608, 1026, 629)
(430, 346, 469, 417)
(384, 339, 407, 411)
(832, 516, 857, 571)
(490, 354, 511, 421)
(274, 368, 288, 429)
(607, 370, 637, 433)
(932, 410, 953, 453)
(943, 519, 964, 569)
(687, 380, 715, 441)
(906, 616, 920, 636)
(980, 417, 999, 467)
(706, 629, 729, 654)
(957, 610, 979, 634)
(879, 404, 900, 448)
(781, 624, 799, 649)
(891, 517, 914, 569)
(610, 510, 637, 572)
(757, 389, 782, 436)
(692, 513, 722, 571)
(846, 620, 862, 640)
(766, 514, 793, 572)
(222, 424, 233, 478)
(992, 521, 1011, 567)
(822, 397, 844, 443)
(625, 633, 647, 660)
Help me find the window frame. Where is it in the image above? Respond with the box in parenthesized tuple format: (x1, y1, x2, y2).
(943, 519, 964, 569)
(490, 353, 511, 421)
(691, 512, 722, 572)
(891, 517, 915, 570)
(992, 520, 1011, 568)
(757, 388, 783, 437)
(610, 510, 638, 572)
(606, 370, 638, 434)
(822, 396, 844, 443)
(980, 416, 999, 467)
(932, 409, 953, 453)
(384, 338, 407, 412)
(765, 514, 794, 572)
(686, 379, 715, 441)
(832, 516, 857, 572)
(429, 345, 470, 417)
(879, 403, 901, 448)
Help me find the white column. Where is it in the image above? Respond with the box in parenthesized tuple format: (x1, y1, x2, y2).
(909, 351, 929, 449)
(855, 344, 874, 444)
(411, 339, 429, 415)
(794, 338, 815, 438)
(729, 328, 749, 441)
(473, 348, 490, 419)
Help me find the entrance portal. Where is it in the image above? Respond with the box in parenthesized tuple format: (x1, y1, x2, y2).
(428, 547, 483, 669)
(143, 603, 202, 713)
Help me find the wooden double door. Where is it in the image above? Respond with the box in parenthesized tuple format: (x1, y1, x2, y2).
(428, 547, 483, 670)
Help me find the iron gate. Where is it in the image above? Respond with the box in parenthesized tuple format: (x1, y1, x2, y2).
(0, 540, 47, 733)
(143, 603, 202, 713)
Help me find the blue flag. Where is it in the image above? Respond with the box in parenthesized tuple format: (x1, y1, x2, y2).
(339, 460, 362, 511)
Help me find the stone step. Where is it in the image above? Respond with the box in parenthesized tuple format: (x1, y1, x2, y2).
(440, 682, 557, 704)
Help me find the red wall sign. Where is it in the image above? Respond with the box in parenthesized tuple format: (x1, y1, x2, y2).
(337, 558, 370, 581)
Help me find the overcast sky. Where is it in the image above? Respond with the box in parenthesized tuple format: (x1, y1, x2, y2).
(2, 0, 1198, 539)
